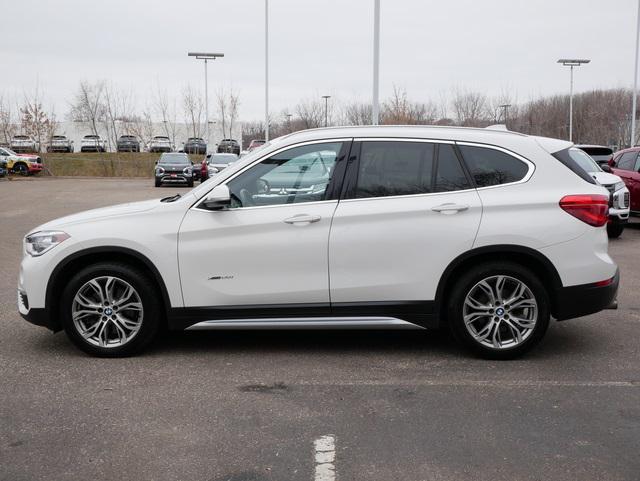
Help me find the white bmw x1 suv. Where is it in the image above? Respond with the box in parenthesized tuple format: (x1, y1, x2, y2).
(18, 126, 619, 359)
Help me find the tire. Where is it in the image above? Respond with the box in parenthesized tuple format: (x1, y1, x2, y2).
(607, 223, 624, 239)
(60, 262, 162, 357)
(447, 261, 550, 360)
(12, 162, 28, 176)
(155, 178, 161, 187)
(187, 179, 194, 187)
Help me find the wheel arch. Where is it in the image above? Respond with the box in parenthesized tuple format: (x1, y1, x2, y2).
(46, 246, 171, 331)
(434, 245, 563, 323)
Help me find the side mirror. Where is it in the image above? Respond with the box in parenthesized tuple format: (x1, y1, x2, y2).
(601, 164, 612, 173)
(201, 185, 231, 210)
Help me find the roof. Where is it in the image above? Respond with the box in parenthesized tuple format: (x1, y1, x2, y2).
(272, 125, 572, 154)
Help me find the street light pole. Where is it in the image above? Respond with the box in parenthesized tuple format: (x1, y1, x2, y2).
(632, 0, 640, 146)
(188, 52, 224, 151)
(265, 0, 270, 141)
(322, 95, 331, 127)
(557, 58, 590, 142)
(372, 0, 380, 125)
(499, 104, 511, 128)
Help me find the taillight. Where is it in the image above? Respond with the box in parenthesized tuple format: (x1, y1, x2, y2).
(559, 195, 609, 227)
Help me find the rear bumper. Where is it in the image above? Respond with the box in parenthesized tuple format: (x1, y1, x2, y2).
(554, 269, 619, 321)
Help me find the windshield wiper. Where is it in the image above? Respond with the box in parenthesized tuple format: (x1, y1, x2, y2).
(161, 193, 182, 203)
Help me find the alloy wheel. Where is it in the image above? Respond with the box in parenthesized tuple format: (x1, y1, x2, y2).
(71, 276, 144, 348)
(462, 275, 538, 349)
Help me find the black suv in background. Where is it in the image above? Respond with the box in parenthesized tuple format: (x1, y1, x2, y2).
(184, 138, 207, 155)
(154, 152, 194, 187)
(117, 135, 140, 152)
(217, 138, 241, 155)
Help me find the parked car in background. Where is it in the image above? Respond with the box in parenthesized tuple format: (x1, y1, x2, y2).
(575, 145, 614, 168)
(47, 135, 74, 153)
(0, 147, 43, 175)
(10, 135, 39, 153)
(184, 137, 207, 155)
(611, 147, 640, 217)
(154, 152, 194, 187)
(217, 138, 241, 155)
(117, 135, 140, 152)
(247, 139, 266, 151)
(200, 153, 239, 181)
(80, 135, 107, 152)
(148, 136, 173, 153)
(17, 126, 619, 358)
(570, 147, 629, 238)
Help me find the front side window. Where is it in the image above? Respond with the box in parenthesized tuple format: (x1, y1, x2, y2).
(616, 152, 638, 171)
(459, 145, 529, 187)
(354, 141, 470, 199)
(227, 142, 343, 208)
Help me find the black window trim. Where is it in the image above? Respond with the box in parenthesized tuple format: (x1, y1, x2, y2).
(340, 137, 476, 201)
(192, 138, 353, 212)
(455, 141, 536, 190)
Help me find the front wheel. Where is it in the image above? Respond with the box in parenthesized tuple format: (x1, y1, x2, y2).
(61, 262, 161, 357)
(447, 262, 550, 359)
(12, 162, 28, 176)
(607, 223, 624, 239)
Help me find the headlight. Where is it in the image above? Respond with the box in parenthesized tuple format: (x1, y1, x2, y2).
(613, 181, 625, 192)
(25, 231, 70, 257)
(156, 166, 164, 174)
(183, 166, 192, 175)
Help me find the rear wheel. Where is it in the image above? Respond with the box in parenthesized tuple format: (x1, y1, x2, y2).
(447, 262, 550, 359)
(61, 262, 161, 357)
(12, 162, 28, 176)
(607, 223, 624, 239)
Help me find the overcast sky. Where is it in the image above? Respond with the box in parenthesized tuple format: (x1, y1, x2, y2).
(2, 0, 638, 121)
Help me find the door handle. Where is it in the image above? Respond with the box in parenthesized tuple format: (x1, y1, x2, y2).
(431, 203, 469, 213)
(283, 214, 321, 225)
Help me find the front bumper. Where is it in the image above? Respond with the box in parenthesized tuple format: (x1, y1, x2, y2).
(554, 269, 619, 321)
(157, 173, 192, 183)
(18, 290, 59, 331)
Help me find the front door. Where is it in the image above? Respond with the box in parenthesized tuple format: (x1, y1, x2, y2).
(178, 140, 351, 312)
(329, 140, 482, 317)
(613, 150, 640, 212)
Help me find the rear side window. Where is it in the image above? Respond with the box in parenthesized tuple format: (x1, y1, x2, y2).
(354, 141, 471, 198)
(458, 145, 529, 187)
(550, 148, 597, 185)
(616, 152, 638, 171)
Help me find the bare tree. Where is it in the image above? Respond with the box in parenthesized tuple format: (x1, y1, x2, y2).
(182, 85, 204, 138)
(296, 98, 324, 129)
(102, 84, 136, 150)
(382, 86, 438, 125)
(451, 89, 490, 127)
(216, 88, 241, 139)
(20, 87, 57, 152)
(128, 109, 155, 148)
(0, 96, 17, 145)
(69, 81, 106, 136)
(154, 87, 179, 146)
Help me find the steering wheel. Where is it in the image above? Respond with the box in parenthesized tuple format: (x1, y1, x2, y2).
(256, 178, 271, 194)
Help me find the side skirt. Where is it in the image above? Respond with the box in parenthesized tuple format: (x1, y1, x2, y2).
(167, 301, 437, 331)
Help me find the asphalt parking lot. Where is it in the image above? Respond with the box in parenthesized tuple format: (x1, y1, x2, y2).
(1, 177, 639, 481)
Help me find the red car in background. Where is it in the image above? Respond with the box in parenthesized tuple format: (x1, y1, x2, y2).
(610, 147, 640, 215)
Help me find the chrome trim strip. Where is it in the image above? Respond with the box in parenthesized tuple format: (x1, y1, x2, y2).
(185, 317, 424, 330)
(353, 137, 455, 144)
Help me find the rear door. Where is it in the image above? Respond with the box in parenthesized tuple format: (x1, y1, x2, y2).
(328, 139, 482, 318)
(612, 151, 640, 211)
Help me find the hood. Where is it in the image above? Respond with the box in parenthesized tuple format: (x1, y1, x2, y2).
(32, 198, 161, 232)
(590, 171, 622, 186)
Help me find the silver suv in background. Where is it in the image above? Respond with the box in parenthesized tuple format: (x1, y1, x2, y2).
(148, 136, 173, 153)
(47, 135, 74, 153)
(80, 135, 107, 152)
(10, 135, 39, 153)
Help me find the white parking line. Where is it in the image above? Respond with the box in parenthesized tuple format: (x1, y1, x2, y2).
(314, 435, 336, 481)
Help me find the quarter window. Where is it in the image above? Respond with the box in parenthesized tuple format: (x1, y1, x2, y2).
(459, 145, 529, 187)
(616, 152, 638, 171)
(227, 142, 343, 208)
(354, 141, 470, 199)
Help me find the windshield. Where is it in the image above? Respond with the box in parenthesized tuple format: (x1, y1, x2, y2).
(211, 154, 238, 163)
(569, 148, 601, 173)
(159, 153, 190, 164)
(84, 135, 99, 139)
(154, 137, 170, 140)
